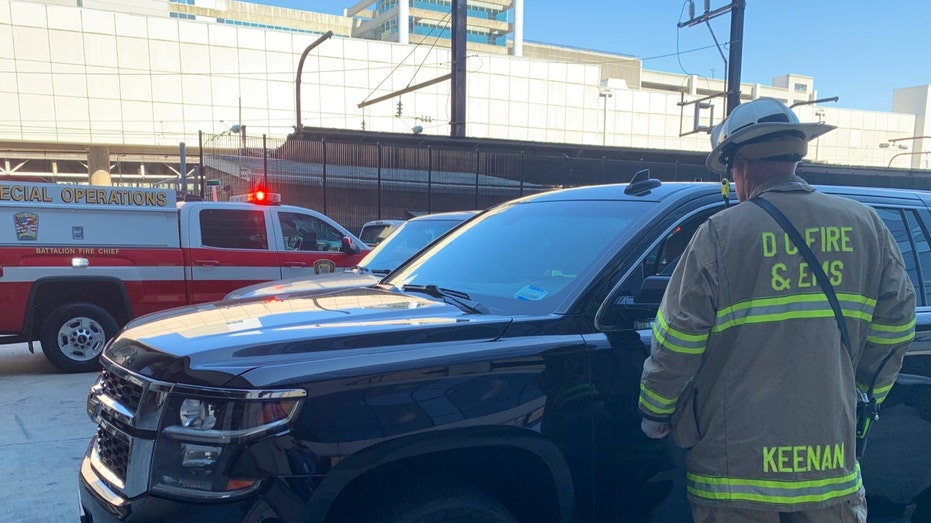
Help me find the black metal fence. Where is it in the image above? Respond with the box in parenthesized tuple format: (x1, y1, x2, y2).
(198, 130, 931, 236)
(198, 132, 714, 234)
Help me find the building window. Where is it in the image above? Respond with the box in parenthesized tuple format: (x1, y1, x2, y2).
(794, 83, 808, 93)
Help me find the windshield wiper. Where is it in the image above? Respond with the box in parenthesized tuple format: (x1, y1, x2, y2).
(401, 284, 489, 314)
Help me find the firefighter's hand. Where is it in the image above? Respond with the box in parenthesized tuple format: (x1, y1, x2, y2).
(641, 419, 671, 439)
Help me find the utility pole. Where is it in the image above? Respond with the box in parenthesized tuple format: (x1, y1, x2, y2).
(450, 0, 467, 137)
(678, 0, 745, 116)
(725, 0, 745, 116)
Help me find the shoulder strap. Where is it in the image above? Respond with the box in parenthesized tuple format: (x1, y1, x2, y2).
(750, 197, 853, 361)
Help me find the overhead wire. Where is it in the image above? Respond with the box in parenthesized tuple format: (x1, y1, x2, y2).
(360, 9, 453, 106)
(405, 10, 454, 89)
(676, 1, 695, 76)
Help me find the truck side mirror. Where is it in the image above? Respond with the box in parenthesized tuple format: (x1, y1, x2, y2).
(595, 275, 669, 332)
(341, 236, 360, 255)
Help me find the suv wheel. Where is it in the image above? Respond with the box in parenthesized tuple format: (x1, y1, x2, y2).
(360, 477, 517, 523)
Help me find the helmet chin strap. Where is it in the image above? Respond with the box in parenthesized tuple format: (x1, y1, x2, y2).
(722, 159, 733, 208)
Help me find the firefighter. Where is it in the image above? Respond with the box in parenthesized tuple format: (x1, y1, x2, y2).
(637, 98, 916, 522)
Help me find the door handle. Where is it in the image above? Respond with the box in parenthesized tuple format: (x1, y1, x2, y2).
(284, 261, 306, 268)
(195, 259, 220, 266)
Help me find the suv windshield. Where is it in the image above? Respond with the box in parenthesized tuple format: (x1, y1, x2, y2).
(385, 199, 649, 314)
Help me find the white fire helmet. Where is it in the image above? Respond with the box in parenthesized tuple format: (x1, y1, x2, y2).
(706, 97, 836, 174)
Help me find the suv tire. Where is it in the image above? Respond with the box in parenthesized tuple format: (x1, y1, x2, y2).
(360, 477, 517, 523)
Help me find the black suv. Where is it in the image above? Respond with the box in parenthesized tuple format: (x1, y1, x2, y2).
(80, 174, 931, 522)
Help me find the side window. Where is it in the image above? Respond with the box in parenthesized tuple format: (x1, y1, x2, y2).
(875, 208, 924, 306)
(199, 209, 268, 250)
(616, 206, 722, 298)
(908, 209, 931, 306)
(279, 211, 344, 252)
(643, 211, 716, 277)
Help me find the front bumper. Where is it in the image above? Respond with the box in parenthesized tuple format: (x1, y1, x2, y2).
(79, 452, 260, 523)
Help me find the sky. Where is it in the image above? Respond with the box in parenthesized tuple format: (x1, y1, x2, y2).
(249, 0, 929, 113)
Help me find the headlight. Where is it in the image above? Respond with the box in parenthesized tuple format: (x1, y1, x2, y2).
(179, 399, 217, 429)
(151, 386, 306, 499)
(163, 388, 305, 444)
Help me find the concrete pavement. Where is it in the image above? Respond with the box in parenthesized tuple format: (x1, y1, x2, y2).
(0, 343, 98, 523)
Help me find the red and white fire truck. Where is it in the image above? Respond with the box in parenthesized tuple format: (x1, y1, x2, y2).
(0, 181, 368, 372)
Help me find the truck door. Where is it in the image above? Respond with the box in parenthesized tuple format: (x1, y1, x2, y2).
(186, 207, 282, 303)
(272, 209, 368, 279)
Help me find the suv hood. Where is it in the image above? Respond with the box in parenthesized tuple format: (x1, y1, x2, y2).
(106, 286, 513, 385)
(223, 270, 378, 300)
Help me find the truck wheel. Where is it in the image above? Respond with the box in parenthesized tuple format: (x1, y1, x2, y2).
(360, 477, 518, 523)
(40, 303, 118, 373)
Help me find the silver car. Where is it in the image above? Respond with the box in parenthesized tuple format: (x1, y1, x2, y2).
(225, 211, 478, 299)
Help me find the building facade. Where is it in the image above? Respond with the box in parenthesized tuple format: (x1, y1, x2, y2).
(0, 0, 928, 180)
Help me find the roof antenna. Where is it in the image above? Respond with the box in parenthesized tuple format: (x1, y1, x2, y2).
(625, 169, 662, 196)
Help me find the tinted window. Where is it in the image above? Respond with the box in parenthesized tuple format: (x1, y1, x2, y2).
(875, 208, 922, 305)
(279, 211, 344, 252)
(907, 209, 931, 306)
(199, 209, 267, 250)
(616, 206, 722, 299)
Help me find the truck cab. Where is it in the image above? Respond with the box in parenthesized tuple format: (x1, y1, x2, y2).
(0, 181, 367, 372)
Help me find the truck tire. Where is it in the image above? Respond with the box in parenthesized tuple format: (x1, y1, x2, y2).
(40, 303, 118, 373)
(359, 477, 518, 523)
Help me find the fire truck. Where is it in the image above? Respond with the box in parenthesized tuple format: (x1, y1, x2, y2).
(0, 181, 368, 372)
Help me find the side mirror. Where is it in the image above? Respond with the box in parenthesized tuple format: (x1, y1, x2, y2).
(595, 275, 669, 332)
(341, 236, 361, 254)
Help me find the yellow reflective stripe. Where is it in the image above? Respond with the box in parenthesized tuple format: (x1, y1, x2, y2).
(687, 467, 861, 505)
(715, 309, 835, 332)
(718, 293, 875, 316)
(714, 292, 875, 333)
(836, 292, 878, 307)
(654, 310, 707, 355)
(872, 382, 894, 396)
(858, 381, 895, 403)
(640, 383, 676, 405)
(857, 382, 895, 395)
(866, 317, 915, 345)
(687, 483, 861, 504)
(639, 384, 676, 415)
(870, 317, 916, 333)
(639, 397, 675, 416)
(867, 332, 915, 345)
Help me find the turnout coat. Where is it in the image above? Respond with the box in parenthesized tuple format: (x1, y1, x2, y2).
(639, 174, 916, 510)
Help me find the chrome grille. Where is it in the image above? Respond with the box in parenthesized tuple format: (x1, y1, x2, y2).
(101, 369, 143, 412)
(96, 424, 132, 482)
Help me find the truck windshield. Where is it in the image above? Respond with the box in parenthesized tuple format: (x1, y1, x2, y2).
(384, 199, 649, 315)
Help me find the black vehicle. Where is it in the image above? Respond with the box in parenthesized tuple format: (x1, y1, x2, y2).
(79, 173, 931, 522)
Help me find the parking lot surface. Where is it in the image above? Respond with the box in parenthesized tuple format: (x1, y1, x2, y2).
(0, 343, 97, 523)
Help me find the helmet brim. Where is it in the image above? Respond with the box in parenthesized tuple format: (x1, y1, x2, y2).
(706, 121, 836, 174)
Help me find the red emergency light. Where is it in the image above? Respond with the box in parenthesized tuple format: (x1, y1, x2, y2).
(230, 191, 282, 205)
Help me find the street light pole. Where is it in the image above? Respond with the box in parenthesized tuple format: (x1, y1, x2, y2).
(885, 136, 931, 168)
(599, 90, 613, 146)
